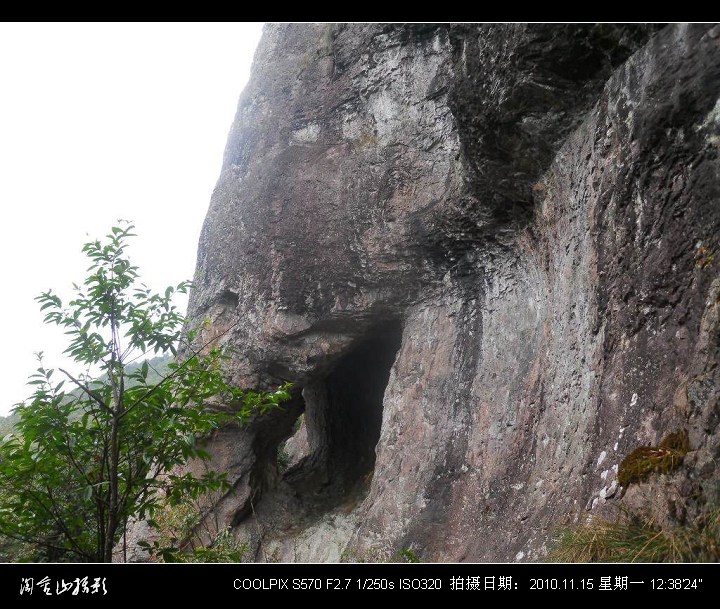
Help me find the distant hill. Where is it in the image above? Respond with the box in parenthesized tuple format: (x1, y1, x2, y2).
(129, 354, 172, 386)
(0, 354, 172, 436)
(0, 411, 19, 438)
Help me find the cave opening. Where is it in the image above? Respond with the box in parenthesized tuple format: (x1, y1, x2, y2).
(279, 320, 403, 510)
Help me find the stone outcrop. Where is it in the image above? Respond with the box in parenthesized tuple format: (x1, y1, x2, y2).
(181, 23, 720, 562)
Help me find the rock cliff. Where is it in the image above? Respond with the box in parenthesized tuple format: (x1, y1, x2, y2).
(182, 23, 720, 562)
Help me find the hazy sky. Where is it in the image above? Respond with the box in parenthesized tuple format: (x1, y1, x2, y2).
(0, 22, 264, 415)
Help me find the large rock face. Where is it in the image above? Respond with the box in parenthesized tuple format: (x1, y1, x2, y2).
(184, 23, 720, 562)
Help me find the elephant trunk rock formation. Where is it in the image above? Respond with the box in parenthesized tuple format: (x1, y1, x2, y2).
(178, 24, 720, 562)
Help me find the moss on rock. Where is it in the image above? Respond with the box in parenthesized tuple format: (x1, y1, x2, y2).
(617, 429, 689, 488)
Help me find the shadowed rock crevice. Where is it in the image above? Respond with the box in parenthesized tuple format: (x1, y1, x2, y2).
(425, 24, 664, 272)
(229, 321, 403, 540)
(288, 320, 403, 501)
(270, 322, 402, 514)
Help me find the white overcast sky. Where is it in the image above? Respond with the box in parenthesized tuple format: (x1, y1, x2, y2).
(0, 22, 264, 415)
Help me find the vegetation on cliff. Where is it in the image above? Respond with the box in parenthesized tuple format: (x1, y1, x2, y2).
(552, 509, 720, 563)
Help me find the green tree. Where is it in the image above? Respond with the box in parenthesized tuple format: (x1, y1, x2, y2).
(0, 222, 289, 562)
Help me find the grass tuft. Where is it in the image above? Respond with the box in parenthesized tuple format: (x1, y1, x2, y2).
(550, 509, 720, 562)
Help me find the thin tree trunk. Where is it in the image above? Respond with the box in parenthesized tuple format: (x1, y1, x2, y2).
(104, 407, 120, 562)
(104, 300, 123, 562)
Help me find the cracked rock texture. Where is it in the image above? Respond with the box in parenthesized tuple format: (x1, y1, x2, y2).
(177, 23, 720, 562)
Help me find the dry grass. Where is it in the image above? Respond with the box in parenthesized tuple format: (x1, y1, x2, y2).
(550, 509, 720, 563)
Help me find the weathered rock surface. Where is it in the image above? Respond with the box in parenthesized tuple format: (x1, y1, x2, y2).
(182, 23, 720, 562)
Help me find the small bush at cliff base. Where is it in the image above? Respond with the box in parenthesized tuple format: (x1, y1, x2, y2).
(550, 509, 720, 562)
(141, 498, 249, 563)
(398, 548, 421, 563)
(0, 223, 290, 562)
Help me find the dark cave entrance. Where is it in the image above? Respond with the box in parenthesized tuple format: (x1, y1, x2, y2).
(278, 320, 403, 509)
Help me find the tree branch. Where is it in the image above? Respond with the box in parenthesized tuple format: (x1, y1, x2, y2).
(118, 318, 241, 422)
(59, 368, 112, 415)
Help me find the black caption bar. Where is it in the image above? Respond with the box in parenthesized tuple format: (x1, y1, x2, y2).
(1, 562, 717, 601)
